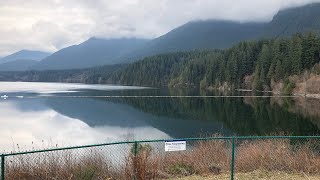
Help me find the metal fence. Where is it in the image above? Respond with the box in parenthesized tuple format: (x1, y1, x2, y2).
(1, 136, 320, 180)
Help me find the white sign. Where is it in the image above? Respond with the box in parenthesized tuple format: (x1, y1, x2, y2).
(165, 141, 186, 152)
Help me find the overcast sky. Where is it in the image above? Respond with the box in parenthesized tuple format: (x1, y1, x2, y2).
(1, 0, 320, 56)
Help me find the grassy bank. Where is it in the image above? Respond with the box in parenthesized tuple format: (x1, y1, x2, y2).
(175, 170, 320, 180)
(3, 137, 320, 179)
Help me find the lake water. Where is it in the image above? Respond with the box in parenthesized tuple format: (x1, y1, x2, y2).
(0, 82, 320, 152)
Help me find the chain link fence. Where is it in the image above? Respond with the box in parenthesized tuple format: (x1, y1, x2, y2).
(233, 137, 320, 179)
(0, 136, 319, 180)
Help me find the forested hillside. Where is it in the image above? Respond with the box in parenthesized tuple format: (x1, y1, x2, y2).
(0, 60, 38, 71)
(0, 64, 123, 84)
(124, 21, 264, 61)
(3, 3, 320, 71)
(116, 3, 320, 62)
(2, 32, 320, 95)
(110, 32, 320, 93)
(263, 3, 320, 38)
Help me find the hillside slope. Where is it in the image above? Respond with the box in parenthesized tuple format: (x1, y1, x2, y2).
(122, 21, 265, 61)
(0, 59, 38, 71)
(109, 32, 320, 93)
(0, 50, 50, 64)
(124, 3, 320, 61)
(263, 3, 320, 38)
(32, 38, 148, 70)
(4, 3, 320, 71)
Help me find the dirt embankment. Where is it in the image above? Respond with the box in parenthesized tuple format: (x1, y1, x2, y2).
(291, 73, 320, 98)
(241, 72, 320, 98)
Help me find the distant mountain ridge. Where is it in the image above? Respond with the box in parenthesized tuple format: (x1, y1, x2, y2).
(263, 3, 320, 38)
(123, 21, 265, 61)
(0, 59, 38, 71)
(127, 3, 320, 61)
(0, 50, 50, 64)
(0, 50, 51, 72)
(31, 38, 148, 70)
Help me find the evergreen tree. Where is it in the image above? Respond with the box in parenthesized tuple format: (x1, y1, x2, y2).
(253, 64, 262, 90)
(290, 33, 303, 74)
(6, 33, 320, 92)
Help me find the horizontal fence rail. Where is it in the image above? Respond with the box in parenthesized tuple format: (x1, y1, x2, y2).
(1, 136, 320, 180)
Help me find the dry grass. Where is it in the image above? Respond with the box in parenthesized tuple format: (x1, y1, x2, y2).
(3, 137, 320, 180)
(173, 170, 320, 180)
(5, 150, 121, 180)
(235, 139, 320, 174)
(159, 140, 230, 178)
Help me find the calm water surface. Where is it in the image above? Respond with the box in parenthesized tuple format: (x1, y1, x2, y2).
(0, 82, 319, 152)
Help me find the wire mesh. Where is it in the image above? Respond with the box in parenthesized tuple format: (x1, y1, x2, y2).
(4, 143, 131, 180)
(234, 137, 320, 179)
(127, 139, 232, 179)
(0, 156, 3, 180)
(1, 137, 320, 180)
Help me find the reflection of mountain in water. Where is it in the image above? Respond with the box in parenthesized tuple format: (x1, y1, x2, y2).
(45, 98, 231, 138)
(109, 97, 320, 136)
(45, 95, 320, 137)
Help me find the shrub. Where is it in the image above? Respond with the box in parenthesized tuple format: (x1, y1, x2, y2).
(167, 162, 196, 176)
(283, 78, 296, 95)
(74, 166, 96, 180)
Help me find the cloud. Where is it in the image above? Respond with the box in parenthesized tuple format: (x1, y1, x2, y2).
(0, 0, 320, 56)
(0, 100, 170, 151)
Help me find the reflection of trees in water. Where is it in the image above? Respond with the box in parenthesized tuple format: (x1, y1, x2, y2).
(53, 88, 320, 136)
(111, 96, 320, 136)
(45, 96, 230, 138)
(270, 97, 320, 129)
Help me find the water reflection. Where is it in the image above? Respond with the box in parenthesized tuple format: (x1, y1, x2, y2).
(1, 82, 320, 153)
(45, 98, 229, 136)
(0, 98, 171, 153)
(108, 96, 320, 136)
(0, 82, 148, 94)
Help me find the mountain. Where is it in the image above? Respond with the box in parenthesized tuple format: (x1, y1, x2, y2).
(32, 38, 148, 70)
(0, 59, 38, 71)
(124, 3, 320, 61)
(108, 32, 320, 94)
(123, 21, 265, 61)
(0, 50, 50, 64)
(6, 3, 320, 71)
(263, 3, 320, 38)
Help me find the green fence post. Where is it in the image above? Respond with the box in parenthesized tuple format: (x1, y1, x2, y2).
(133, 142, 138, 180)
(230, 137, 235, 180)
(1, 155, 4, 180)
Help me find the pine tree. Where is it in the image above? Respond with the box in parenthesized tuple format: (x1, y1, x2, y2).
(267, 62, 275, 80)
(274, 60, 284, 81)
(260, 67, 266, 88)
(269, 40, 281, 81)
(290, 33, 303, 74)
(253, 64, 262, 90)
(258, 44, 271, 71)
